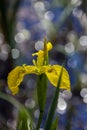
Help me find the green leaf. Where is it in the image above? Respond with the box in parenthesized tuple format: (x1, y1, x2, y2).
(51, 117, 58, 130)
(0, 92, 33, 130)
(17, 108, 33, 130)
(44, 67, 63, 130)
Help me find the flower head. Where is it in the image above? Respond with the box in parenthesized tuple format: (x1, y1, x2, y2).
(7, 41, 70, 95)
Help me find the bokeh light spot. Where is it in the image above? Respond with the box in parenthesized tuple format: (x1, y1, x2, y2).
(25, 98, 35, 109)
(65, 42, 74, 54)
(15, 32, 25, 44)
(11, 49, 20, 59)
(44, 11, 54, 21)
(57, 97, 67, 114)
(62, 90, 72, 100)
(79, 35, 87, 46)
(35, 41, 44, 50)
(80, 88, 87, 98)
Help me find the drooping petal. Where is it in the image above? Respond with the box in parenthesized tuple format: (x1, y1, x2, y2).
(7, 65, 40, 95)
(7, 66, 26, 95)
(45, 65, 70, 90)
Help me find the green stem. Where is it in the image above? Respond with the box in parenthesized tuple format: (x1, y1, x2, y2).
(36, 39, 49, 129)
(36, 111, 44, 130)
(36, 74, 47, 130)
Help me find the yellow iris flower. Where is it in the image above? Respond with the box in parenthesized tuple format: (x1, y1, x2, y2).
(7, 42, 70, 95)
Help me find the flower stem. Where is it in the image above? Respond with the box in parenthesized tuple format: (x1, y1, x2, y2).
(36, 74, 47, 129)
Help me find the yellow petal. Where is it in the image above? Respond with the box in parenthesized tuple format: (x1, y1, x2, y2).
(32, 50, 44, 67)
(43, 42, 52, 65)
(45, 65, 70, 90)
(7, 65, 39, 95)
(47, 42, 53, 51)
(23, 65, 39, 75)
(7, 66, 26, 95)
(32, 42, 52, 67)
